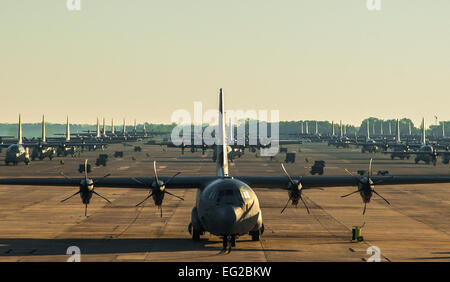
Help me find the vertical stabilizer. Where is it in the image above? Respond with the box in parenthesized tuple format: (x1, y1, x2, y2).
(111, 119, 115, 134)
(123, 118, 126, 136)
(102, 118, 106, 136)
(134, 119, 137, 133)
(422, 118, 426, 145)
(96, 118, 101, 138)
(216, 88, 229, 177)
(42, 115, 46, 143)
(396, 119, 401, 142)
(331, 121, 335, 136)
(339, 120, 343, 137)
(18, 114, 23, 145)
(66, 116, 71, 141)
(366, 120, 370, 140)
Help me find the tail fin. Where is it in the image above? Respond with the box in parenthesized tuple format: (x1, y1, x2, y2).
(422, 118, 426, 145)
(102, 118, 106, 136)
(366, 120, 370, 140)
(18, 114, 23, 145)
(123, 118, 126, 136)
(216, 88, 229, 177)
(111, 118, 115, 134)
(134, 119, 137, 133)
(66, 116, 71, 141)
(96, 118, 101, 138)
(396, 119, 401, 142)
(42, 115, 46, 143)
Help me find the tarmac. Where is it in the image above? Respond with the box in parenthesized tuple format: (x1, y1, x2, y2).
(0, 142, 449, 261)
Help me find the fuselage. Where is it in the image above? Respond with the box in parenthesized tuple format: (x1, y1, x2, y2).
(5, 144, 30, 165)
(31, 144, 56, 160)
(415, 145, 436, 164)
(194, 178, 263, 237)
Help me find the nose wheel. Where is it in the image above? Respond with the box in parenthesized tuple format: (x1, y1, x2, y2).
(222, 235, 236, 249)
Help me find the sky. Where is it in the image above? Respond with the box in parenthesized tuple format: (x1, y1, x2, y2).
(0, 0, 449, 127)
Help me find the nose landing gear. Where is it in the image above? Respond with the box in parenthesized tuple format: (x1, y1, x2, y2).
(221, 235, 236, 254)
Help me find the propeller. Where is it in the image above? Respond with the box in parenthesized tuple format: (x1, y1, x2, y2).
(134, 161, 183, 217)
(60, 159, 111, 216)
(342, 158, 390, 215)
(280, 163, 309, 214)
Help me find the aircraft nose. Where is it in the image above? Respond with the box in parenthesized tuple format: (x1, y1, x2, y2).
(213, 206, 242, 235)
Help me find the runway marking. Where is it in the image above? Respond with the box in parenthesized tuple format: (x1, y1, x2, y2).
(118, 166, 130, 170)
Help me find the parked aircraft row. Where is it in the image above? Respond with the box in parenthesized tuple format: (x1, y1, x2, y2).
(1, 89, 450, 250)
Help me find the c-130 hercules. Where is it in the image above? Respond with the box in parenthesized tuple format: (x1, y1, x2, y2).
(1, 89, 450, 250)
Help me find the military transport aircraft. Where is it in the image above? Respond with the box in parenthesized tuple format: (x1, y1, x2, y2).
(384, 119, 448, 165)
(1, 90, 450, 250)
(1, 115, 31, 165)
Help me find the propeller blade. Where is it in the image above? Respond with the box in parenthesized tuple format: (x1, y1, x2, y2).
(165, 190, 184, 201)
(93, 191, 111, 203)
(372, 189, 390, 205)
(341, 189, 362, 198)
(300, 196, 310, 214)
(344, 168, 355, 177)
(159, 206, 162, 218)
(363, 202, 367, 215)
(135, 193, 153, 207)
(84, 159, 88, 180)
(85, 203, 88, 217)
(281, 163, 296, 186)
(153, 160, 159, 183)
(93, 174, 111, 185)
(368, 158, 373, 178)
(281, 197, 291, 214)
(61, 191, 80, 202)
(60, 172, 72, 180)
(165, 172, 181, 185)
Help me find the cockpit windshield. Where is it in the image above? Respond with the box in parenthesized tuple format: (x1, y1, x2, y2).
(212, 189, 244, 205)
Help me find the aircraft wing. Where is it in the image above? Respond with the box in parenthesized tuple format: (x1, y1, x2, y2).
(1, 175, 450, 190)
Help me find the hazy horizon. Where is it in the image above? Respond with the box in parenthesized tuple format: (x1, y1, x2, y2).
(1, 1, 449, 126)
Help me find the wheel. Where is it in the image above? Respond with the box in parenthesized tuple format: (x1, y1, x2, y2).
(250, 230, 260, 241)
(222, 237, 229, 249)
(5, 161, 9, 166)
(231, 235, 236, 247)
(192, 230, 200, 241)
